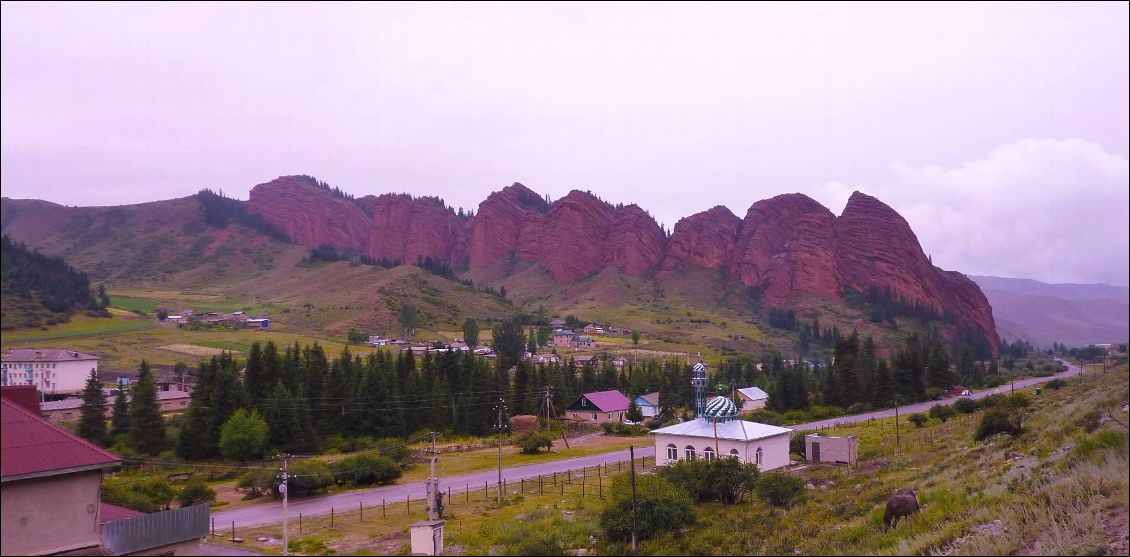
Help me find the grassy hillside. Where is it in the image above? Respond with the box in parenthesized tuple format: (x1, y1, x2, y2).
(1, 234, 105, 329)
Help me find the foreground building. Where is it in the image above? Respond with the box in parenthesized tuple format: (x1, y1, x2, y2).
(651, 363, 792, 470)
(1, 392, 120, 555)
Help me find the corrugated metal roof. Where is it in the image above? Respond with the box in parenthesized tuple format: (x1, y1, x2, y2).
(1, 397, 120, 481)
(637, 392, 660, 406)
(2, 348, 99, 362)
(737, 386, 769, 401)
(41, 390, 191, 412)
(651, 418, 792, 442)
(581, 390, 630, 412)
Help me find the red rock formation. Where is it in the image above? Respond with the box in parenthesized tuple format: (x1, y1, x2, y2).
(538, 191, 617, 281)
(837, 191, 999, 352)
(247, 176, 370, 252)
(605, 205, 666, 276)
(366, 194, 468, 266)
(468, 183, 548, 270)
(729, 194, 843, 301)
(659, 205, 741, 277)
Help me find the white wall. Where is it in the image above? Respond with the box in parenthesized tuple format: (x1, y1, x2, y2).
(2, 359, 97, 395)
(653, 431, 790, 471)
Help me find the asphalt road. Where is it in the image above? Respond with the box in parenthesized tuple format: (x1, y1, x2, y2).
(214, 359, 1081, 528)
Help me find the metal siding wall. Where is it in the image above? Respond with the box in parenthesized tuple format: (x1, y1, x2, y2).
(102, 504, 209, 555)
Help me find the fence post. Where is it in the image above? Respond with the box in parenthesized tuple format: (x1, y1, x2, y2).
(466, 483, 469, 503)
(521, 478, 524, 493)
(331, 507, 334, 530)
(406, 495, 410, 514)
(299, 512, 303, 535)
(539, 475, 544, 494)
(561, 479, 564, 496)
(582, 474, 585, 496)
(599, 473, 603, 499)
(382, 499, 386, 519)
(231, 521, 235, 543)
(211, 517, 215, 539)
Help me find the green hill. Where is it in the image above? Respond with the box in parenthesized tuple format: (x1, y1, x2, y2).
(0, 234, 105, 329)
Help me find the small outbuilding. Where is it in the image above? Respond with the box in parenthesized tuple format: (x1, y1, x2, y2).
(804, 433, 858, 464)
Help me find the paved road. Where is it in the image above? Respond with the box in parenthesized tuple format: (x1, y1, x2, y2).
(214, 359, 1080, 528)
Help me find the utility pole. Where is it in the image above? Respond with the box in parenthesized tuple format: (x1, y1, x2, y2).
(893, 398, 901, 451)
(629, 445, 639, 552)
(495, 398, 507, 505)
(425, 432, 441, 520)
(278, 454, 290, 556)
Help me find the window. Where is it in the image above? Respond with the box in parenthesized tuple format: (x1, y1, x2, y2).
(667, 444, 678, 461)
(729, 448, 740, 460)
(755, 446, 763, 466)
(703, 447, 715, 461)
(685, 446, 696, 460)
(592, 413, 597, 420)
(581, 399, 587, 407)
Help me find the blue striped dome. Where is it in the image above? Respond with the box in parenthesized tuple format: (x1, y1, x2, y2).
(692, 362, 706, 374)
(702, 396, 737, 422)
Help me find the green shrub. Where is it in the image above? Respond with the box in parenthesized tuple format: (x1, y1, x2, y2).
(974, 409, 1021, 441)
(1045, 378, 1069, 390)
(517, 431, 554, 454)
(103, 476, 176, 512)
(744, 409, 784, 426)
(659, 457, 759, 504)
(1075, 410, 1103, 433)
(953, 397, 980, 414)
(237, 468, 277, 497)
(908, 413, 928, 428)
(983, 375, 1004, 388)
(790, 431, 813, 457)
(600, 474, 696, 543)
(372, 438, 410, 463)
(177, 479, 217, 507)
(330, 454, 401, 486)
(925, 387, 945, 401)
(601, 422, 615, 434)
(1073, 429, 1128, 460)
(755, 472, 805, 508)
(928, 404, 956, 423)
(846, 402, 868, 415)
(287, 461, 334, 496)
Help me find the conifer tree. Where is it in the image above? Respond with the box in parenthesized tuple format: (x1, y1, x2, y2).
(77, 370, 108, 445)
(110, 387, 131, 440)
(128, 361, 166, 455)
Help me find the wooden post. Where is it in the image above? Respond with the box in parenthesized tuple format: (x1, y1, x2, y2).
(211, 517, 215, 538)
(520, 478, 524, 493)
(330, 507, 334, 530)
(406, 495, 410, 514)
(553, 471, 557, 484)
(231, 521, 235, 543)
(599, 473, 603, 499)
(360, 501, 363, 523)
(582, 473, 586, 496)
(299, 513, 303, 535)
(466, 483, 469, 503)
(561, 479, 564, 496)
(382, 499, 386, 519)
(539, 475, 544, 494)
(618, 461, 621, 473)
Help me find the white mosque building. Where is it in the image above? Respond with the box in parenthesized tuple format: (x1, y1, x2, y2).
(651, 362, 793, 470)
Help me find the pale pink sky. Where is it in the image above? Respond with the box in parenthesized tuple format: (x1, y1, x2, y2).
(2, 2, 1127, 285)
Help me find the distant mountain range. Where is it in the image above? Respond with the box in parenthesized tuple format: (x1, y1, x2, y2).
(971, 275, 1129, 347)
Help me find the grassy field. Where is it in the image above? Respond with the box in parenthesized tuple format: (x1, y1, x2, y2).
(222, 367, 1130, 556)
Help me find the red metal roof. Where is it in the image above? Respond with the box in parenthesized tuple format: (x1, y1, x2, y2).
(100, 502, 144, 523)
(582, 390, 631, 412)
(1, 397, 120, 481)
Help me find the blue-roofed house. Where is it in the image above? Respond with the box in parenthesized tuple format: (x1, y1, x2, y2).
(634, 392, 660, 418)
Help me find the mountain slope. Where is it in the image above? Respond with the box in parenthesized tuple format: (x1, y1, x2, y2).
(3, 177, 1001, 355)
(971, 275, 1129, 346)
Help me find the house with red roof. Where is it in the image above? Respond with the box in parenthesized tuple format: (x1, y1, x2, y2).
(565, 389, 631, 425)
(1, 393, 120, 555)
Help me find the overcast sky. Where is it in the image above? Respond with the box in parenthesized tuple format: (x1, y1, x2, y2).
(2, 2, 1127, 285)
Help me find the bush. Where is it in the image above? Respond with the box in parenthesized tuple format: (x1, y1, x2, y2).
(1045, 378, 1069, 390)
(790, 431, 813, 457)
(983, 375, 1004, 388)
(1073, 429, 1128, 460)
(925, 387, 945, 401)
(178, 479, 217, 507)
(755, 472, 804, 508)
(908, 413, 928, 428)
(372, 438, 411, 463)
(601, 422, 615, 434)
(218, 409, 269, 461)
(659, 458, 759, 504)
(237, 468, 277, 497)
(517, 431, 554, 454)
(953, 397, 980, 414)
(330, 454, 401, 486)
(980, 394, 1009, 408)
(928, 404, 956, 423)
(845, 402, 868, 415)
(744, 409, 784, 426)
(644, 419, 663, 430)
(103, 476, 176, 512)
(288, 461, 334, 497)
(600, 474, 696, 543)
(974, 409, 1021, 441)
(1075, 410, 1103, 433)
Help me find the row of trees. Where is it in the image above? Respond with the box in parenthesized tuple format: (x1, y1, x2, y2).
(1, 234, 108, 318)
(78, 362, 165, 454)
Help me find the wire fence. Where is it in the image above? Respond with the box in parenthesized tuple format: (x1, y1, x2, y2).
(210, 454, 655, 542)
